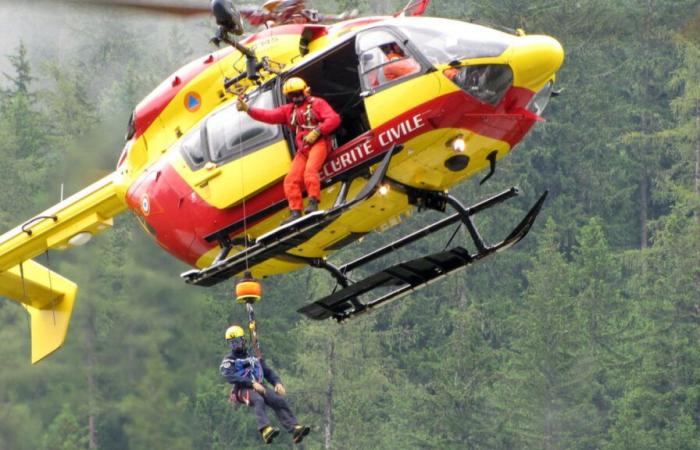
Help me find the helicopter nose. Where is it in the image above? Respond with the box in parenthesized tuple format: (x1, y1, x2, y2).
(509, 35, 564, 91)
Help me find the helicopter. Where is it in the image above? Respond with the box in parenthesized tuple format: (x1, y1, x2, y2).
(0, 0, 564, 363)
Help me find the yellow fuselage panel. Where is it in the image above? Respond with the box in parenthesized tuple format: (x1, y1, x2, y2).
(363, 70, 443, 128)
(173, 140, 292, 209)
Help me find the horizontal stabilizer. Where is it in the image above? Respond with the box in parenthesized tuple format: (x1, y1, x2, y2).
(0, 259, 78, 364)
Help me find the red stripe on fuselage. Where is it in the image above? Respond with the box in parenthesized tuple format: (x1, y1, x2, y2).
(436, 86, 537, 147)
(126, 154, 286, 266)
(126, 84, 537, 267)
(321, 87, 536, 180)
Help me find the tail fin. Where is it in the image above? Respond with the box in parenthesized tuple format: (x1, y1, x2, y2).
(0, 259, 77, 364)
(0, 171, 127, 363)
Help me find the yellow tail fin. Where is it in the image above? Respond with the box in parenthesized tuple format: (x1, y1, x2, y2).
(0, 259, 78, 363)
(0, 172, 127, 363)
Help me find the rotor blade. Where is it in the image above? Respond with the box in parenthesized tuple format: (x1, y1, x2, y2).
(66, 0, 212, 17)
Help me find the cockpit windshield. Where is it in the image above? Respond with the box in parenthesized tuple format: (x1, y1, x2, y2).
(394, 17, 514, 65)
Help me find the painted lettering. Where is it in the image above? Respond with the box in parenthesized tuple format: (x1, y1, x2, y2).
(340, 152, 353, 167)
(321, 139, 378, 178)
(331, 159, 342, 172)
(377, 114, 425, 147)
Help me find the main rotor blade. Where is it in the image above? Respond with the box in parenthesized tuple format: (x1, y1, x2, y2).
(66, 0, 212, 17)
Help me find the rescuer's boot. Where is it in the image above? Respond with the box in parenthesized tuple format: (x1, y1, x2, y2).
(304, 197, 319, 214)
(292, 424, 310, 444)
(280, 210, 302, 226)
(261, 426, 280, 444)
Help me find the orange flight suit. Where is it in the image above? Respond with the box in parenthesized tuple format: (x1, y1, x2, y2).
(383, 52, 421, 81)
(248, 96, 341, 211)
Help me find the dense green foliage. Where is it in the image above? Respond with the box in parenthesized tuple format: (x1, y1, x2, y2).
(1, 1, 699, 448)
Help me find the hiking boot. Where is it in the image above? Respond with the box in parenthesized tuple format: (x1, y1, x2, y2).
(280, 210, 302, 226)
(261, 426, 280, 444)
(304, 197, 320, 215)
(292, 424, 310, 444)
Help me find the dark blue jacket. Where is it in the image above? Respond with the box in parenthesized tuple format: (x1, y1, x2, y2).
(219, 349, 281, 388)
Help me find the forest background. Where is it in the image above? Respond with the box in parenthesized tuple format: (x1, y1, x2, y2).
(1, 0, 699, 449)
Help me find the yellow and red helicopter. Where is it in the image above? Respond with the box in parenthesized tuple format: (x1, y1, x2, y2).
(0, 0, 564, 363)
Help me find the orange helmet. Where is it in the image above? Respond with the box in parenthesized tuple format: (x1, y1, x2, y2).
(283, 77, 308, 96)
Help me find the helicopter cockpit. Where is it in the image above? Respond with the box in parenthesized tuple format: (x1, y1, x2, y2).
(394, 17, 514, 64)
(396, 17, 516, 106)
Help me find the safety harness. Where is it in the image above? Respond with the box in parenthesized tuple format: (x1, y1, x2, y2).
(290, 98, 319, 136)
(228, 355, 264, 406)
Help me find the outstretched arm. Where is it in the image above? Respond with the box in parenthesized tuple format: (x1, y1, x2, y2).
(248, 104, 293, 125)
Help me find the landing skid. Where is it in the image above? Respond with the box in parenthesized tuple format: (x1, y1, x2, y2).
(181, 144, 400, 287)
(298, 188, 548, 322)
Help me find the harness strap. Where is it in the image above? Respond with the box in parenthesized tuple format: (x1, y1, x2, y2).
(291, 99, 318, 135)
(229, 387, 251, 406)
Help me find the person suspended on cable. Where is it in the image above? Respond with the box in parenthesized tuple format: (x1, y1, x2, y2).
(237, 77, 341, 225)
(220, 325, 310, 445)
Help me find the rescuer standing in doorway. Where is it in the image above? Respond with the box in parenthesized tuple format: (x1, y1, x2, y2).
(220, 325, 310, 444)
(237, 77, 341, 225)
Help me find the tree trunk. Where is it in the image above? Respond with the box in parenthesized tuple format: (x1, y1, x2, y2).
(695, 99, 699, 225)
(324, 339, 336, 450)
(85, 310, 99, 450)
(640, 174, 649, 249)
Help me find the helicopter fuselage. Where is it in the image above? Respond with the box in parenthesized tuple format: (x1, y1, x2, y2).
(118, 16, 564, 279)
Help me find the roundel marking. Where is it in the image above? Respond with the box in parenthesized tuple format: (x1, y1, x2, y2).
(185, 92, 202, 112)
(141, 194, 150, 215)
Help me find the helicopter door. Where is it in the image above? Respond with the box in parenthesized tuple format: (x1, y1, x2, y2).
(187, 86, 291, 209)
(356, 28, 441, 129)
(281, 36, 370, 149)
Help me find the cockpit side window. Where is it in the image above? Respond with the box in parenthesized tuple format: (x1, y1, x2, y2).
(205, 87, 280, 163)
(357, 29, 422, 91)
(181, 127, 205, 166)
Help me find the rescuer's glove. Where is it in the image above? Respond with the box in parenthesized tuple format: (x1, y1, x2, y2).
(252, 382, 266, 394)
(236, 97, 249, 112)
(303, 128, 321, 145)
(274, 384, 286, 396)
